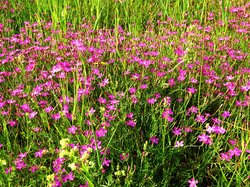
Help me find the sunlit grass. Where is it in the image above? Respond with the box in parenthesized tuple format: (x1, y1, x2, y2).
(0, 1, 250, 187)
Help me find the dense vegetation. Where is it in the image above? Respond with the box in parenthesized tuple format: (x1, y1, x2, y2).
(0, 0, 249, 186)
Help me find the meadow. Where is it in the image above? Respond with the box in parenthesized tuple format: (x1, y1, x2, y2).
(0, 0, 249, 186)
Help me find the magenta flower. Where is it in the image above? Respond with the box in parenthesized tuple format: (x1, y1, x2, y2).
(96, 128, 107, 137)
(228, 139, 237, 145)
(35, 149, 46, 158)
(98, 97, 107, 104)
(147, 97, 157, 104)
(44, 106, 53, 113)
(20, 103, 32, 113)
(187, 106, 198, 115)
(198, 134, 213, 145)
(221, 111, 231, 118)
(188, 177, 198, 187)
(220, 152, 232, 161)
(195, 114, 206, 124)
(68, 125, 77, 135)
(172, 127, 182, 136)
(52, 113, 61, 120)
(140, 84, 148, 89)
(228, 147, 242, 157)
(28, 111, 37, 119)
(126, 120, 136, 127)
(187, 87, 197, 94)
(149, 136, 159, 144)
(8, 120, 18, 127)
(29, 165, 39, 173)
(120, 153, 129, 161)
(129, 87, 137, 94)
(18, 152, 28, 159)
(126, 112, 134, 119)
(102, 157, 111, 167)
(5, 166, 13, 174)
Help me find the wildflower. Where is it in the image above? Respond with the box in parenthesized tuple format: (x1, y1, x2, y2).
(195, 114, 206, 124)
(60, 138, 70, 148)
(228, 139, 237, 145)
(52, 113, 61, 120)
(18, 152, 28, 159)
(140, 84, 148, 89)
(120, 153, 129, 161)
(99, 78, 109, 87)
(98, 97, 107, 104)
(149, 136, 159, 144)
(129, 87, 137, 94)
(29, 165, 39, 173)
(147, 97, 157, 104)
(188, 177, 198, 187)
(187, 87, 197, 94)
(172, 127, 182, 136)
(228, 147, 242, 157)
(174, 140, 184, 148)
(168, 78, 175, 87)
(220, 152, 232, 161)
(126, 112, 134, 119)
(184, 126, 193, 133)
(29, 111, 37, 119)
(187, 106, 198, 115)
(5, 166, 13, 174)
(102, 157, 111, 167)
(62, 172, 75, 182)
(20, 103, 32, 113)
(8, 120, 18, 127)
(45, 106, 53, 113)
(126, 120, 136, 127)
(68, 125, 77, 135)
(35, 149, 46, 158)
(198, 134, 212, 145)
(221, 111, 231, 118)
(96, 128, 107, 137)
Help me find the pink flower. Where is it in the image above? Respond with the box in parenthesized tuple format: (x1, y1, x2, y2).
(187, 87, 197, 94)
(52, 113, 61, 120)
(221, 111, 231, 118)
(120, 153, 129, 161)
(174, 140, 184, 148)
(126, 112, 134, 119)
(172, 127, 182, 136)
(228, 147, 242, 157)
(149, 136, 159, 144)
(188, 177, 198, 187)
(198, 134, 212, 145)
(147, 97, 157, 104)
(220, 152, 232, 161)
(129, 87, 137, 94)
(29, 111, 37, 119)
(44, 106, 53, 113)
(20, 103, 32, 113)
(29, 165, 39, 173)
(102, 158, 111, 167)
(96, 128, 107, 137)
(68, 125, 77, 135)
(8, 120, 18, 127)
(126, 120, 136, 127)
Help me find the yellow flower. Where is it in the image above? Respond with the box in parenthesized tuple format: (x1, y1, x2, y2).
(60, 138, 70, 148)
(68, 163, 77, 171)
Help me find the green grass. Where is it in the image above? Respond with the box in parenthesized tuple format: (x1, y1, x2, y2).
(0, 0, 250, 186)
